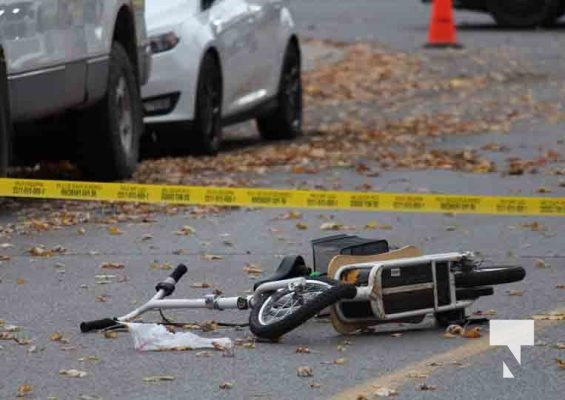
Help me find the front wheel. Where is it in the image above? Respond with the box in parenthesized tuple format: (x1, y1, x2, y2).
(249, 281, 356, 340)
(77, 42, 143, 181)
(455, 266, 525, 288)
(256, 42, 302, 141)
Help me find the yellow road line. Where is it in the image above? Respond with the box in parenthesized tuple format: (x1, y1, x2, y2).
(1, 178, 565, 216)
(332, 310, 564, 400)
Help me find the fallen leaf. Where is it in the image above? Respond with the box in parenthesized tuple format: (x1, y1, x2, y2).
(372, 387, 398, 397)
(16, 278, 26, 285)
(310, 383, 322, 389)
(365, 221, 393, 230)
(16, 384, 33, 397)
(461, 327, 482, 339)
(537, 187, 552, 193)
(243, 263, 263, 275)
(279, 211, 302, 220)
(0, 255, 10, 261)
(391, 333, 403, 338)
(191, 282, 211, 288)
(100, 262, 125, 270)
(446, 325, 463, 335)
(50, 332, 63, 342)
(0, 243, 13, 248)
(296, 222, 309, 230)
(77, 228, 86, 235)
(107, 226, 123, 235)
(297, 366, 314, 377)
(219, 382, 234, 390)
(418, 383, 437, 391)
(556, 284, 565, 289)
(533, 313, 565, 321)
(104, 331, 118, 339)
(506, 289, 524, 296)
(59, 369, 88, 378)
(141, 234, 153, 241)
(150, 263, 172, 271)
(174, 226, 196, 235)
(143, 375, 175, 383)
(29, 246, 53, 257)
(296, 346, 312, 354)
(320, 222, 343, 231)
(202, 254, 223, 261)
(535, 259, 551, 269)
(556, 358, 565, 369)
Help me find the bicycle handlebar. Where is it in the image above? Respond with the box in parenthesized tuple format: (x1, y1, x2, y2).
(80, 318, 119, 333)
(169, 264, 188, 283)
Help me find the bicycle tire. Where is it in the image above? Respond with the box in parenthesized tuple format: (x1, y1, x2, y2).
(249, 283, 357, 340)
(455, 266, 525, 288)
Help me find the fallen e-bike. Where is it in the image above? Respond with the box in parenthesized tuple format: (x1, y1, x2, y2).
(80, 235, 526, 340)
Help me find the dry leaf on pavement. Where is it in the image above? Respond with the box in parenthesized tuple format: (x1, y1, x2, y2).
(506, 289, 524, 296)
(107, 226, 123, 235)
(556, 358, 565, 369)
(372, 387, 398, 397)
(461, 327, 482, 339)
(243, 263, 263, 275)
(191, 282, 211, 288)
(202, 254, 223, 261)
(219, 382, 234, 390)
(320, 222, 343, 231)
(16, 384, 33, 397)
(59, 369, 88, 378)
(49, 332, 63, 342)
(418, 383, 437, 391)
(143, 375, 175, 383)
(296, 222, 309, 230)
(174, 226, 196, 235)
(297, 366, 314, 377)
(100, 262, 125, 270)
(296, 346, 312, 354)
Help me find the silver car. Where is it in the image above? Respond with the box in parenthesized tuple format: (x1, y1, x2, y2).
(0, 0, 150, 180)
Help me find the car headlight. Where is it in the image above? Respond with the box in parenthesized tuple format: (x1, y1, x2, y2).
(149, 32, 180, 54)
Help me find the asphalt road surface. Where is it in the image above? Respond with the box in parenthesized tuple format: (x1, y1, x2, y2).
(1, 1, 564, 399)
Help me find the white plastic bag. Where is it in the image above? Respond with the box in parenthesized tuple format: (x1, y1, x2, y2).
(125, 323, 233, 352)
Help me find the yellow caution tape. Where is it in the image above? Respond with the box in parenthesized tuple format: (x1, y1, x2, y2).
(1, 178, 564, 216)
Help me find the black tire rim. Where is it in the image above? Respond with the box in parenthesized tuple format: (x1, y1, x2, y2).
(497, 0, 548, 17)
(282, 52, 302, 131)
(199, 64, 221, 150)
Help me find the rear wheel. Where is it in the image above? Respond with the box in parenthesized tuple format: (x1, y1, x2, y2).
(256, 42, 302, 141)
(488, 0, 561, 27)
(455, 266, 525, 288)
(186, 53, 223, 155)
(77, 42, 143, 181)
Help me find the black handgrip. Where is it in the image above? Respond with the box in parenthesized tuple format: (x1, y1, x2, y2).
(80, 318, 119, 333)
(170, 264, 188, 283)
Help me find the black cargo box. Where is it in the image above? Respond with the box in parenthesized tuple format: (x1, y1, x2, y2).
(311, 234, 389, 273)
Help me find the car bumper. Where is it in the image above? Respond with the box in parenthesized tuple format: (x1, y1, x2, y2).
(141, 45, 198, 124)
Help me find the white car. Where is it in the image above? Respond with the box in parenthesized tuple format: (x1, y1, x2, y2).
(142, 0, 302, 155)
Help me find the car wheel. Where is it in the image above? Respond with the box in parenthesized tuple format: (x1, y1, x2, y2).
(187, 53, 223, 155)
(256, 41, 302, 141)
(488, 0, 561, 27)
(77, 42, 143, 181)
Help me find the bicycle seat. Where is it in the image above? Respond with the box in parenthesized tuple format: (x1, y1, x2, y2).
(253, 255, 311, 291)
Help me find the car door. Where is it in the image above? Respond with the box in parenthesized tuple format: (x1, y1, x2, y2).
(1, 0, 88, 121)
(245, 0, 281, 100)
(206, 0, 259, 116)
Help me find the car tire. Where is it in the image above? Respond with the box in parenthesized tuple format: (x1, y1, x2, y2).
(186, 52, 223, 155)
(76, 42, 143, 181)
(256, 41, 302, 141)
(488, 0, 561, 28)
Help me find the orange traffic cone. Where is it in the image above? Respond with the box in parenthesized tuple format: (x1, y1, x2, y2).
(426, 0, 462, 48)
